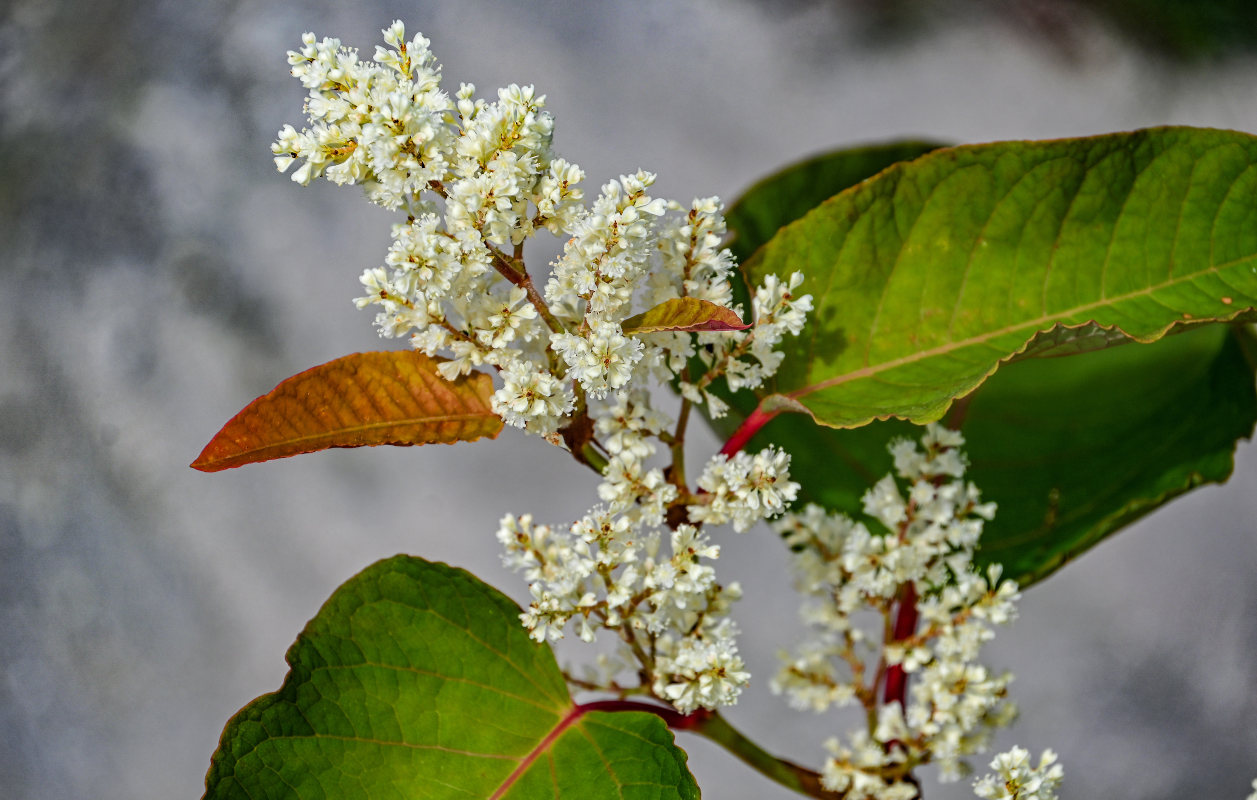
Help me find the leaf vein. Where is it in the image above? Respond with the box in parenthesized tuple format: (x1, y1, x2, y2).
(795, 256, 1257, 399)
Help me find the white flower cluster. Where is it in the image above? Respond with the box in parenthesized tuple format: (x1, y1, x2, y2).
(496, 390, 799, 712)
(691, 446, 799, 531)
(274, 22, 811, 438)
(274, 22, 814, 716)
(496, 501, 750, 714)
(772, 424, 1026, 796)
(972, 747, 1063, 800)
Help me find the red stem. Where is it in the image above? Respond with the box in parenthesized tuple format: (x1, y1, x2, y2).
(575, 699, 711, 730)
(720, 404, 780, 457)
(882, 583, 919, 707)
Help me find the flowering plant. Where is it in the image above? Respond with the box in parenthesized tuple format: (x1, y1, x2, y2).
(194, 22, 1257, 800)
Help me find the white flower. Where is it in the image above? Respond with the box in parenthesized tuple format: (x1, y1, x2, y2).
(863, 474, 908, 529)
(653, 621, 750, 713)
(972, 747, 1064, 800)
(820, 731, 917, 800)
(551, 323, 643, 399)
(475, 286, 539, 348)
(598, 454, 677, 526)
(773, 426, 1024, 785)
(770, 638, 857, 712)
(594, 392, 669, 462)
(492, 361, 573, 433)
(690, 446, 799, 532)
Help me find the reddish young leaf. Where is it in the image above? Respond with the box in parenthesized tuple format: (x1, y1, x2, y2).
(621, 297, 750, 335)
(192, 351, 502, 472)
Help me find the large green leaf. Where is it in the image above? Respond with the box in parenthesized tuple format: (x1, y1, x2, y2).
(703, 129, 1257, 585)
(711, 325, 1256, 585)
(747, 126, 1257, 427)
(204, 556, 698, 800)
(965, 324, 1257, 581)
(724, 140, 946, 265)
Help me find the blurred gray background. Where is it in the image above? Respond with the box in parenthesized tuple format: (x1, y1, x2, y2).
(3, 1, 1256, 798)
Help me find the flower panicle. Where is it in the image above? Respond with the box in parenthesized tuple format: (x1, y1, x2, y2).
(273, 22, 813, 714)
(771, 425, 1051, 797)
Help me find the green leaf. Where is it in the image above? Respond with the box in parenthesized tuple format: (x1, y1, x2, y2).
(705, 129, 1257, 585)
(967, 323, 1257, 582)
(724, 140, 946, 265)
(709, 325, 1257, 586)
(204, 556, 699, 800)
(622, 297, 750, 334)
(746, 126, 1257, 428)
(192, 351, 503, 472)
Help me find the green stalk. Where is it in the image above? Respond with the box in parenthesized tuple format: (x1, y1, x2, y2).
(690, 711, 846, 799)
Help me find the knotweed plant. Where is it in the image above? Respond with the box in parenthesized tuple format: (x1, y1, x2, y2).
(196, 20, 1257, 800)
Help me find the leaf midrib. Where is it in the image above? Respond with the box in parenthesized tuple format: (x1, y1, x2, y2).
(791, 254, 1255, 400)
(487, 704, 583, 800)
(197, 411, 501, 468)
(242, 411, 498, 448)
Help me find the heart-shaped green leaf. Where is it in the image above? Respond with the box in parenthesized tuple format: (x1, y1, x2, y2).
(747, 126, 1257, 427)
(204, 556, 698, 799)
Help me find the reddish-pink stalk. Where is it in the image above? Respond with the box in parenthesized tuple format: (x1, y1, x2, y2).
(882, 583, 919, 707)
(719, 404, 781, 457)
(576, 699, 712, 729)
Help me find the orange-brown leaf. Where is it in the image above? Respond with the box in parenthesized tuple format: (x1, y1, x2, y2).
(192, 351, 502, 472)
(620, 297, 749, 335)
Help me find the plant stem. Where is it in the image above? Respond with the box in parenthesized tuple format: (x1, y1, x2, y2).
(719, 402, 781, 457)
(580, 440, 609, 473)
(669, 397, 692, 489)
(692, 711, 846, 799)
(484, 242, 567, 335)
(883, 583, 919, 708)
(519, 271, 566, 334)
(574, 701, 845, 799)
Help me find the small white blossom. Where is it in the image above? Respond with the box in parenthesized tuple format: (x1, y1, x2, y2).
(551, 323, 643, 399)
(492, 361, 573, 433)
(653, 618, 750, 713)
(972, 747, 1064, 800)
(690, 446, 799, 532)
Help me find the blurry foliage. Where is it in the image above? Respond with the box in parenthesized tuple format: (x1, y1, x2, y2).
(1071, 0, 1257, 60)
(761, 0, 1257, 62)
